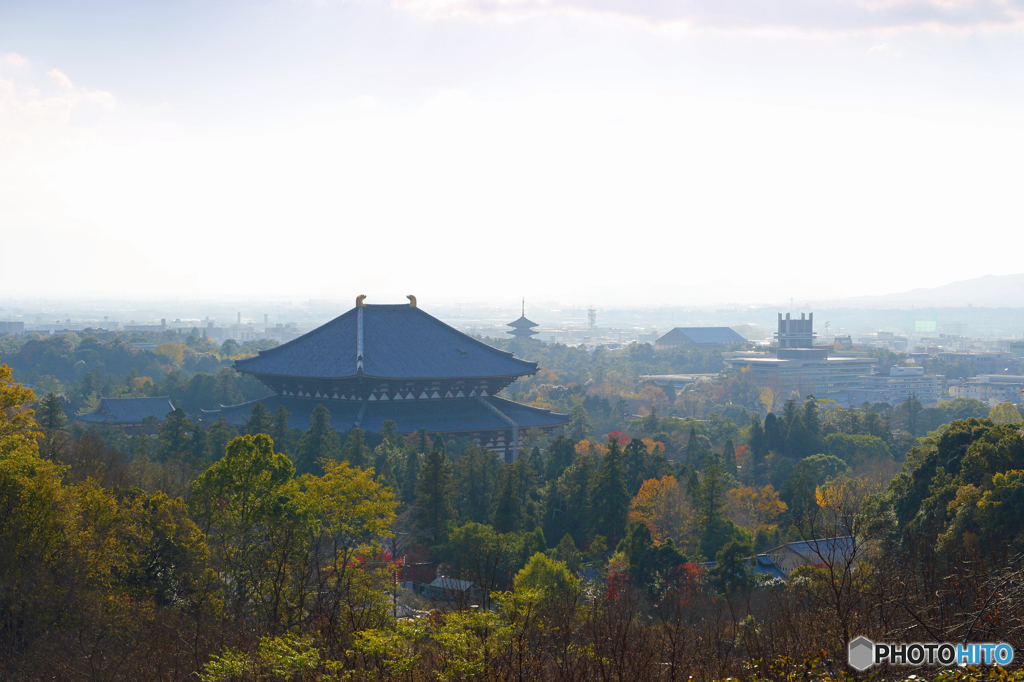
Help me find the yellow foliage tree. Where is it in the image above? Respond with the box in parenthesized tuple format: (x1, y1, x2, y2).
(726, 484, 788, 532)
(154, 342, 186, 367)
(0, 364, 38, 441)
(132, 376, 154, 391)
(628, 475, 693, 545)
(574, 439, 607, 458)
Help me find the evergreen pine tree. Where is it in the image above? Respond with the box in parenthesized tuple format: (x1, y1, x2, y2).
(784, 413, 812, 460)
(270, 404, 292, 453)
(208, 416, 235, 459)
(684, 424, 699, 467)
(379, 420, 399, 446)
(545, 435, 575, 481)
(491, 464, 524, 534)
(190, 423, 209, 461)
(697, 458, 728, 555)
(415, 427, 430, 454)
(401, 449, 421, 507)
(562, 454, 596, 545)
(568, 403, 592, 441)
(296, 404, 340, 474)
(432, 434, 446, 453)
(37, 393, 68, 460)
(340, 426, 370, 469)
(414, 449, 456, 541)
(763, 412, 783, 454)
(37, 393, 67, 430)
(526, 445, 544, 486)
(749, 415, 768, 482)
(782, 399, 800, 430)
(158, 407, 192, 459)
(455, 443, 488, 522)
(590, 438, 630, 542)
(623, 437, 647, 495)
(802, 396, 822, 454)
(245, 402, 271, 436)
(723, 438, 737, 477)
(372, 441, 398, 488)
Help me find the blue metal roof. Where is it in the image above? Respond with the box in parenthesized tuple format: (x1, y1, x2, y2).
(201, 395, 568, 435)
(660, 327, 747, 346)
(701, 554, 787, 581)
(79, 396, 176, 424)
(235, 304, 538, 381)
(774, 536, 856, 564)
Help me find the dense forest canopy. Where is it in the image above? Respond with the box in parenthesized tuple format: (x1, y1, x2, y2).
(4, 325, 1024, 681)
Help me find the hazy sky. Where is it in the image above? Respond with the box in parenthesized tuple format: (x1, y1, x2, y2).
(2, 0, 1023, 306)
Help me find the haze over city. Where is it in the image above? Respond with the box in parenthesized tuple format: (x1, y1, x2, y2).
(3, 0, 1024, 304)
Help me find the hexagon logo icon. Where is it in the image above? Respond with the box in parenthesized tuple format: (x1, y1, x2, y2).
(848, 636, 875, 671)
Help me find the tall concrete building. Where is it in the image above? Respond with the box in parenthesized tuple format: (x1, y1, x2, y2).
(725, 312, 876, 405)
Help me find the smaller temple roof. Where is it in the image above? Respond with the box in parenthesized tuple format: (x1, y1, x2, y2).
(79, 396, 176, 424)
(656, 327, 747, 347)
(507, 315, 539, 329)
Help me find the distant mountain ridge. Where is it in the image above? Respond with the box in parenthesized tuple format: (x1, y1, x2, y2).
(836, 273, 1024, 308)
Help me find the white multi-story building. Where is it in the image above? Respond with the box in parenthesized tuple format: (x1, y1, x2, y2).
(847, 366, 943, 407)
(949, 375, 1024, 406)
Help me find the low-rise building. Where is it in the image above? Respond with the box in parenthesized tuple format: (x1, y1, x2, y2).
(767, 536, 857, 575)
(949, 375, 1024, 406)
(936, 351, 1014, 374)
(847, 366, 943, 407)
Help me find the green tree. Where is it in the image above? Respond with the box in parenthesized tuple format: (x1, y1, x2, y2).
(207, 415, 236, 459)
(36, 392, 67, 430)
(567, 403, 592, 441)
(401, 449, 421, 507)
(270, 404, 292, 453)
(989, 402, 1024, 425)
(545, 435, 575, 481)
(590, 438, 630, 541)
(190, 433, 309, 631)
(296, 404, 339, 475)
(715, 538, 754, 593)
(340, 426, 370, 469)
(444, 522, 509, 607)
(763, 412, 783, 454)
(158, 407, 192, 459)
(432, 434, 446, 453)
(514, 552, 580, 611)
(36, 392, 68, 460)
(722, 438, 737, 477)
(894, 395, 924, 436)
(492, 464, 524, 534)
(414, 449, 456, 541)
(246, 402, 272, 436)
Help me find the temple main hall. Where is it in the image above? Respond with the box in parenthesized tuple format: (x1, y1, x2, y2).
(202, 296, 568, 460)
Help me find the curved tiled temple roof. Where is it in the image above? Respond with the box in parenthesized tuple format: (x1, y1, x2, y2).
(201, 395, 567, 435)
(235, 304, 537, 381)
(78, 396, 176, 424)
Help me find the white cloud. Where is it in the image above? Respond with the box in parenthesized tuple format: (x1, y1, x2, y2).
(25, 88, 1024, 302)
(5, 53, 28, 66)
(389, 0, 1024, 34)
(46, 68, 74, 89)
